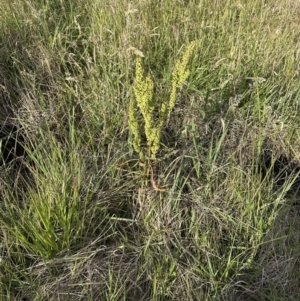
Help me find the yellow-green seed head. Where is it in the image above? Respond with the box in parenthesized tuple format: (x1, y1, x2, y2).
(128, 41, 196, 160)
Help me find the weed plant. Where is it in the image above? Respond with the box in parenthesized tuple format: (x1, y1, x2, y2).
(1, 0, 300, 300)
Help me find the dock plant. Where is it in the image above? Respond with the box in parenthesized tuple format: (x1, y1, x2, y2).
(128, 42, 195, 189)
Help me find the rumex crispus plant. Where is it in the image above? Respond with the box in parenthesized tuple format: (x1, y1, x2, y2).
(128, 41, 195, 190)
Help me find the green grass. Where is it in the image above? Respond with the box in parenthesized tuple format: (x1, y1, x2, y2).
(1, 0, 300, 300)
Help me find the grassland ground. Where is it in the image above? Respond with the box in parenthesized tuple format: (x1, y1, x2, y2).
(1, 0, 300, 300)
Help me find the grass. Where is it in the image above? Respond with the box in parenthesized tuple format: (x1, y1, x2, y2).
(1, 0, 300, 300)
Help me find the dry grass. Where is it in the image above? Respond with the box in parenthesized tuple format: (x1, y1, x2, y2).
(1, 0, 300, 300)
